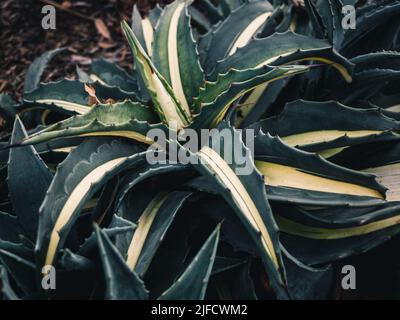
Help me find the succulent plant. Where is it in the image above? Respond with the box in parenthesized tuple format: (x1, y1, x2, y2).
(1, 0, 400, 300)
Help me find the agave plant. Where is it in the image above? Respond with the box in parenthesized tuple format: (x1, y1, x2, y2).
(1, 0, 400, 300)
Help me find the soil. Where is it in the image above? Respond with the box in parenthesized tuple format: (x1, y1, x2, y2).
(0, 0, 171, 100)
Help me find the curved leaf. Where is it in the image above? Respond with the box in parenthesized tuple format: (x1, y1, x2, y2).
(212, 31, 354, 83)
(19, 100, 164, 147)
(95, 226, 149, 300)
(249, 100, 400, 153)
(191, 121, 288, 299)
(8, 117, 53, 239)
(153, 0, 204, 115)
(35, 138, 147, 273)
(90, 58, 138, 92)
(24, 48, 65, 93)
(124, 191, 192, 277)
(122, 21, 191, 129)
(191, 64, 310, 129)
(202, 0, 273, 74)
(254, 131, 387, 207)
(158, 224, 220, 300)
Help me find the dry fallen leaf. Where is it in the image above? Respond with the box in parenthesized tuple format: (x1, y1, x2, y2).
(94, 19, 112, 40)
(84, 83, 100, 105)
(60, 1, 72, 9)
(98, 42, 117, 49)
(104, 98, 117, 104)
(71, 54, 92, 65)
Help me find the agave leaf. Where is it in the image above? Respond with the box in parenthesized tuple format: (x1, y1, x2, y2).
(0, 239, 34, 262)
(191, 121, 288, 299)
(230, 260, 257, 300)
(211, 256, 246, 275)
(192, 0, 222, 26)
(8, 117, 53, 240)
(282, 246, 334, 300)
(342, 1, 400, 55)
(90, 58, 138, 92)
(329, 140, 400, 201)
(191, 64, 310, 129)
(236, 78, 288, 128)
(23, 79, 91, 115)
(202, 0, 273, 74)
(351, 52, 400, 73)
(78, 214, 136, 257)
(131, 5, 157, 57)
(76, 65, 91, 82)
(24, 48, 65, 93)
(0, 212, 24, 243)
(23, 79, 142, 116)
(277, 203, 400, 265)
(19, 100, 164, 147)
(131, 4, 161, 101)
(303, 0, 325, 39)
(212, 31, 353, 83)
(327, 69, 400, 104)
(35, 138, 147, 273)
(95, 226, 149, 300)
(0, 93, 18, 130)
(314, 0, 345, 48)
(254, 131, 387, 207)
(59, 249, 95, 272)
(152, 0, 204, 115)
(158, 224, 220, 300)
(282, 225, 400, 266)
(0, 249, 36, 296)
(187, 6, 211, 32)
(115, 161, 190, 209)
(124, 191, 192, 277)
(330, 139, 400, 170)
(249, 100, 400, 154)
(121, 21, 191, 129)
(0, 265, 20, 300)
(218, 0, 243, 17)
(275, 202, 400, 239)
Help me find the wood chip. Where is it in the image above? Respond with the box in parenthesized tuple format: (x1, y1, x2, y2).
(94, 18, 112, 40)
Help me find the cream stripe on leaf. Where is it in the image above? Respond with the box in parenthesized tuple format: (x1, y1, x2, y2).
(125, 191, 191, 276)
(249, 100, 400, 153)
(20, 100, 165, 147)
(122, 21, 191, 130)
(36, 139, 147, 273)
(254, 132, 387, 207)
(89, 58, 139, 92)
(193, 122, 288, 299)
(276, 214, 400, 240)
(152, 0, 203, 115)
(273, 202, 400, 242)
(191, 65, 311, 129)
(24, 79, 92, 115)
(212, 31, 354, 83)
(131, 5, 155, 57)
(228, 11, 272, 56)
(256, 161, 383, 199)
(203, 0, 273, 74)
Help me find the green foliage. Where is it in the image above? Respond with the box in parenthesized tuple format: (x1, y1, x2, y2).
(1, 0, 400, 300)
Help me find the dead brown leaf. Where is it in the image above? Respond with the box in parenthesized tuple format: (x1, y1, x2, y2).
(84, 83, 100, 105)
(94, 18, 112, 40)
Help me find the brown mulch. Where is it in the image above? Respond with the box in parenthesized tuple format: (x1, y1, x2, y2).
(0, 0, 171, 100)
